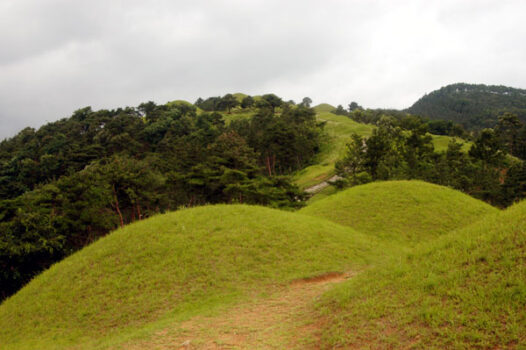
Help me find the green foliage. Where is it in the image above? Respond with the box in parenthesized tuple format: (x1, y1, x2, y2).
(231, 105, 324, 176)
(407, 82, 526, 130)
(240, 95, 254, 109)
(334, 117, 523, 206)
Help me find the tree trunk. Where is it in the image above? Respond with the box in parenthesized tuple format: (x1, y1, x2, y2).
(266, 155, 272, 176)
(136, 200, 142, 220)
(112, 185, 124, 228)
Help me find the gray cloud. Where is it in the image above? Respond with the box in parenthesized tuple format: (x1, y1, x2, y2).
(1, 0, 526, 139)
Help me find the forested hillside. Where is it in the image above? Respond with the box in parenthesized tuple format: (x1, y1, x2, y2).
(406, 83, 526, 129)
(0, 94, 323, 300)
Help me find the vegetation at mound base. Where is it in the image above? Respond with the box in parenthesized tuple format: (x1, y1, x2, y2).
(0, 204, 375, 350)
(407, 82, 526, 129)
(315, 199, 526, 349)
(300, 181, 497, 243)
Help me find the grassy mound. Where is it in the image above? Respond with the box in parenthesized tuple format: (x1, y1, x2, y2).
(300, 180, 497, 243)
(316, 200, 526, 349)
(0, 204, 373, 350)
(313, 103, 336, 113)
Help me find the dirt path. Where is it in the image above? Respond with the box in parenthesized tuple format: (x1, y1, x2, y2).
(304, 175, 341, 194)
(126, 272, 353, 350)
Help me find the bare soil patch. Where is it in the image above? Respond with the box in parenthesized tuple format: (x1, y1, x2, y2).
(123, 272, 353, 350)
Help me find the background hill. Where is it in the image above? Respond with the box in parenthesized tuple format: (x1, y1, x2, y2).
(0, 204, 375, 350)
(315, 198, 526, 349)
(406, 83, 526, 129)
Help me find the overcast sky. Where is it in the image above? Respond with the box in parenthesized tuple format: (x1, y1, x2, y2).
(1, 0, 526, 139)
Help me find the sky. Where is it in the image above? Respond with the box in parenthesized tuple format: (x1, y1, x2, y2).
(1, 0, 526, 139)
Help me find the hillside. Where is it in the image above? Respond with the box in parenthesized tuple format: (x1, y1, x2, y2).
(0, 204, 375, 350)
(407, 83, 526, 129)
(292, 111, 467, 192)
(300, 181, 498, 243)
(294, 111, 375, 189)
(315, 199, 526, 349)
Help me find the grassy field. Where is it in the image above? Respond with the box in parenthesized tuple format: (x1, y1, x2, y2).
(0, 205, 375, 350)
(431, 134, 471, 152)
(315, 199, 525, 349)
(300, 180, 497, 244)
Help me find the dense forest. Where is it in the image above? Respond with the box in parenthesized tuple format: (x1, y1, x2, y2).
(406, 83, 526, 129)
(0, 94, 324, 300)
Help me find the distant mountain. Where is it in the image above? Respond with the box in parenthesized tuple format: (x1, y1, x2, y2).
(406, 83, 526, 129)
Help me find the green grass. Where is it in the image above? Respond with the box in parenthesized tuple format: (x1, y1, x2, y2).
(431, 134, 472, 152)
(300, 180, 498, 244)
(219, 109, 256, 124)
(0, 204, 375, 350)
(294, 112, 375, 189)
(315, 199, 526, 349)
(232, 92, 248, 102)
(294, 112, 467, 192)
(313, 103, 337, 113)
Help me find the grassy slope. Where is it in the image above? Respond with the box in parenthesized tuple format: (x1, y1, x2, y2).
(300, 180, 498, 243)
(294, 111, 375, 188)
(316, 199, 526, 349)
(294, 110, 471, 190)
(0, 205, 375, 350)
(431, 134, 471, 152)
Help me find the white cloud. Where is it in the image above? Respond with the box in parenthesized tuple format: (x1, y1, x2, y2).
(1, 0, 526, 138)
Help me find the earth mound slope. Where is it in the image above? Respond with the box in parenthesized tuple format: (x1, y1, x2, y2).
(315, 199, 526, 349)
(300, 180, 498, 243)
(0, 204, 372, 350)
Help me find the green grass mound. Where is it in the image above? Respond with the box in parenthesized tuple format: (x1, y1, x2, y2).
(313, 103, 336, 113)
(0, 204, 373, 350)
(316, 199, 526, 349)
(300, 180, 497, 243)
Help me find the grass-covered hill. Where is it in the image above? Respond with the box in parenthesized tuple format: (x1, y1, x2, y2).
(0, 204, 375, 350)
(293, 108, 470, 196)
(300, 180, 498, 243)
(315, 198, 526, 349)
(294, 110, 375, 189)
(407, 82, 526, 129)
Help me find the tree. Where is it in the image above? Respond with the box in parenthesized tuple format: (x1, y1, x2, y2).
(495, 112, 523, 156)
(300, 97, 312, 108)
(219, 94, 239, 113)
(261, 94, 283, 113)
(333, 105, 348, 116)
(336, 133, 366, 178)
(469, 129, 504, 166)
(241, 96, 254, 109)
(348, 101, 363, 112)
